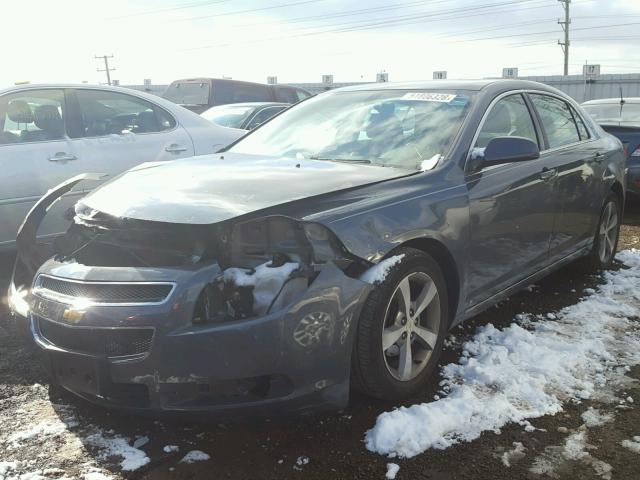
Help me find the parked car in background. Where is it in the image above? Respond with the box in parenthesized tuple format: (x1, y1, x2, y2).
(0, 84, 244, 252)
(201, 102, 289, 130)
(11, 80, 624, 415)
(162, 78, 312, 113)
(582, 98, 640, 195)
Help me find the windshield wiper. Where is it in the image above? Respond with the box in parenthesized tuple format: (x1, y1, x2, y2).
(309, 156, 372, 164)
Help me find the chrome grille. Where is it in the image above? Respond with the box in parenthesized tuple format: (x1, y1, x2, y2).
(35, 275, 174, 305)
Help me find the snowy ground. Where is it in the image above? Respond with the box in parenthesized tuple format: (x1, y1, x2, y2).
(1, 209, 640, 480)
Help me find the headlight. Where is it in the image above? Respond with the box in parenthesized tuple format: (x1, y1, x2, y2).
(8, 282, 30, 318)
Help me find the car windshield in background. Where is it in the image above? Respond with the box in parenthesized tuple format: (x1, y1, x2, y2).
(230, 89, 475, 170)
(583, 102, 640, 124)
(201, 104, 255, 128)
(163, 82, 210, 105)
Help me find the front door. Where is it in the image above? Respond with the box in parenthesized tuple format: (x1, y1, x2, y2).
(67, 88, 195, 191)
(465, 93, 557, 308)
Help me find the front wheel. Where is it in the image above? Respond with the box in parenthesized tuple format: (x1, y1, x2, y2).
(352, 248, 448, 401)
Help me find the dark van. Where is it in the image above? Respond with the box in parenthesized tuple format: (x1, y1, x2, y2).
(162, 78, 312, 113)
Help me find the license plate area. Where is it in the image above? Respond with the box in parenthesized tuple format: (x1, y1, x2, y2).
(51, 351, 103, 396)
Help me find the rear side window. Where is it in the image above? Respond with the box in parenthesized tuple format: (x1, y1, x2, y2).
(212, 81, 273, 105)
(0, 89, 66, 145)
(75, 90, 175, 137)
(246, 106, 287, 130)
(475, 94, 538, 149)
(295, 88, 312, 101)
(571, 107, 591, 140)
(530, 94, 580, 149)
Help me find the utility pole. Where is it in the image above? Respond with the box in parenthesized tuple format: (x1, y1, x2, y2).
(95, 55, 115, 85)
(558, 0, 571, 76)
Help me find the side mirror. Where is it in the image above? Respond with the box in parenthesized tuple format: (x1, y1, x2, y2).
(477, 136, 540, 168)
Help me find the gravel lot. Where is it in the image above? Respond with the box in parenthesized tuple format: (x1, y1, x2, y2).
(1, 202, 639, 480)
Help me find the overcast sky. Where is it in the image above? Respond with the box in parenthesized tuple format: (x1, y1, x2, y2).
(3, 0, 640, 88)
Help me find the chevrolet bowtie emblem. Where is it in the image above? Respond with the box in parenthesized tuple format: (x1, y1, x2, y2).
(62, 309, 85, 324)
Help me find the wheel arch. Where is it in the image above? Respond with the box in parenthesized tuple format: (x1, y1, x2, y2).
(610, 180, 624, 207)
(395, 237, 461, 326)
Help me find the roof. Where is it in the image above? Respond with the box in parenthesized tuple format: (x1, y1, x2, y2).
(583, 97, 640, 105)
(329, 79, 557, 93)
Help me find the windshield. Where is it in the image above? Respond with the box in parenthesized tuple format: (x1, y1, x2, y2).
(202, 104, 255, 128)
(583, 102, 640, 124)
(229, 89, 475, 170)
(163, 82, 210, 105)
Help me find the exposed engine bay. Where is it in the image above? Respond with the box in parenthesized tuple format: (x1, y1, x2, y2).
(14, 180, 369, 324)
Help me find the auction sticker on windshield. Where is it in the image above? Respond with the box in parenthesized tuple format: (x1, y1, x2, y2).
(402, 92, 457, 102)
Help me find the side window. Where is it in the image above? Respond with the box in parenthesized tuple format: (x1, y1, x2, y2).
(475, 94, 538, 149)
(530, 94, 580, 148)
(0, 89, 65, 145)
(295, 89, 311, 101)
(75, 89, 175, 137)
(571, 107, 591, 140)
(246, 106, 286, 130)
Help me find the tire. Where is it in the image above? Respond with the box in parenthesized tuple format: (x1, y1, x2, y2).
(352, 247, 449, 401)
(581, 193, 621, 271)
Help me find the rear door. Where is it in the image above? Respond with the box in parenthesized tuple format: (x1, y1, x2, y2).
(0, 88, 84, 249)
(465, 93, 558, 307)
(67, 88, 195, 188)
(528, 93, 603, 261)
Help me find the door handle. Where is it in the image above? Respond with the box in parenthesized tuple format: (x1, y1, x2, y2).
(165, 144, 188, 153)
(48, 152, 78, 162)
(539, 167, 557, 181)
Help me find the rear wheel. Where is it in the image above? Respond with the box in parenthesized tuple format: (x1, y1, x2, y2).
(352, 248, 448, 401)
(582, 193, 621, 270)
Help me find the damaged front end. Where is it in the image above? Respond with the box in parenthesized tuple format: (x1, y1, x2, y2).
(11, 180, 373, 413)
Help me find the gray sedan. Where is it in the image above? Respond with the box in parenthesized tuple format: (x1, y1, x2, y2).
(201, 102, 289, 130)
(0, 84, 244, 252)
(10, 79, 625, 414)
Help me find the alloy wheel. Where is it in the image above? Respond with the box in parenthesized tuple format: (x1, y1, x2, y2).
(381, 271, 440, 381)
(598, 201, 619, 264)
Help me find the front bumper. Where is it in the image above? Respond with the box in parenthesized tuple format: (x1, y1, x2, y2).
(22, 259, 370, 415)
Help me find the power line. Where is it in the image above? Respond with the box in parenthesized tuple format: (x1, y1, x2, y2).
(109, 0, 231, 19)
(184, 0, 553, 50)
(95, 55, 115, 86)
(179, 0, 328, 22)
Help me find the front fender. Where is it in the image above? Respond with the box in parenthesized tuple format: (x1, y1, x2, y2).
(9, 173, 104, 314)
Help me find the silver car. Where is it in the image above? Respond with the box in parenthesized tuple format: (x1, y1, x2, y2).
(0, 84, 244, 251)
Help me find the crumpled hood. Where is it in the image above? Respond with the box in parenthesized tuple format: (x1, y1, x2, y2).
(78, 153, 411, 224)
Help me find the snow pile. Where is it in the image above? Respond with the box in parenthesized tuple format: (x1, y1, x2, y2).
(581, 408, 613, 427)
(163, 445, 180, 453)
(366, 250, 640, 458)
(530, 431, 613, 479)
(180, 451, 210, 463)
(8, 422, 68, 446)
(83, 432, 150, 471)
(385, 463, 400, 479)
(621, 436, 640, 454)
(360, 255, 405, 285)
(223, 261, 299, 315)
(501, 442, 526, 467)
